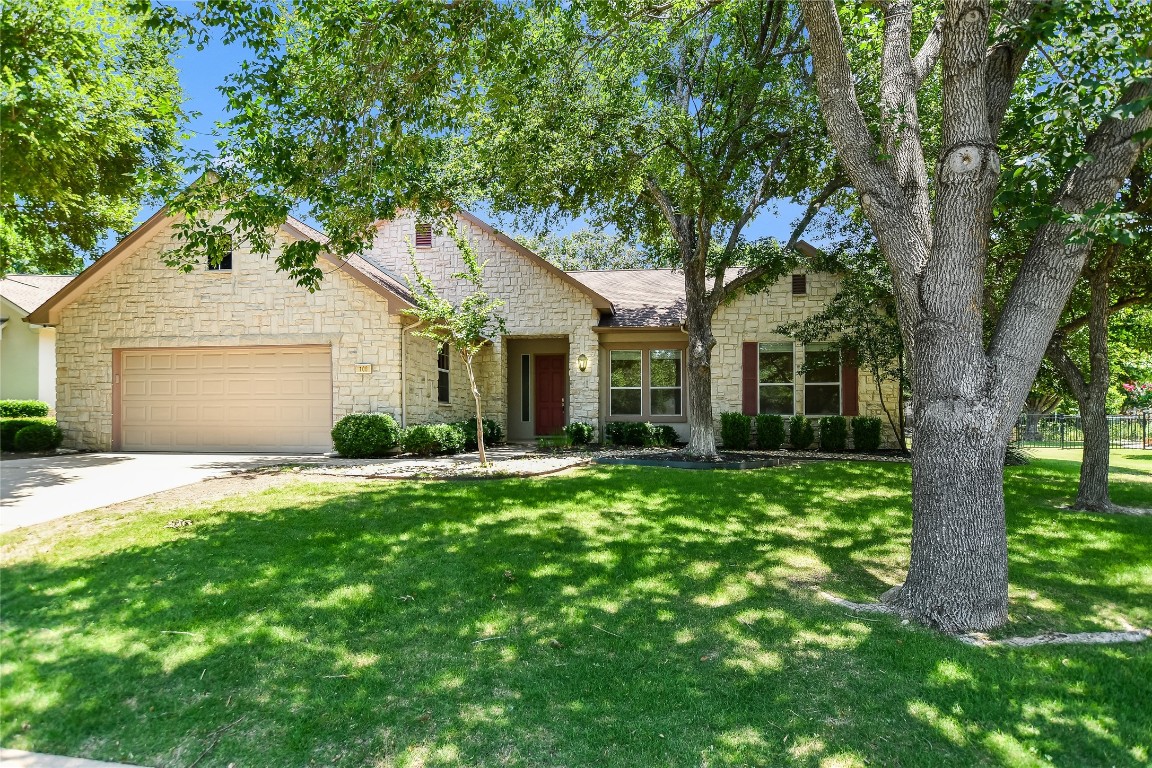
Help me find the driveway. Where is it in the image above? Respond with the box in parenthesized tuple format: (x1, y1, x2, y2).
(0, 452, 323, 533)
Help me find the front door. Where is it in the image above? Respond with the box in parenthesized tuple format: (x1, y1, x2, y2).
(534, 355, 566, 436)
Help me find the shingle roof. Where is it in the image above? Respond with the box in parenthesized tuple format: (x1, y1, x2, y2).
(282, 216, 415, 305)
(566, 269, 687, 328)
(0, 274, 76, 315)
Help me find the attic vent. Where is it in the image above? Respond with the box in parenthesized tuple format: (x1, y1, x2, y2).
(791, 273, 807, 295)
(414, 222, 433, 248)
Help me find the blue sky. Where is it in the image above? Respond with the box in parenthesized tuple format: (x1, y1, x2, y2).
(154, 29, 803, 245)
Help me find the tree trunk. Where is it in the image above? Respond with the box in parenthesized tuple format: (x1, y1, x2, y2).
(682, 242, 719, 459)
(464, 356, 487, 466)
(1076, 406, 1111, 510)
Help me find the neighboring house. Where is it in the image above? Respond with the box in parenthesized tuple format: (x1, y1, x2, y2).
(0, 274, 76, 408)
(28, 209, 899, 452)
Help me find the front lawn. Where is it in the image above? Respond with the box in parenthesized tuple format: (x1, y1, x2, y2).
(2, 454, 1150, 767)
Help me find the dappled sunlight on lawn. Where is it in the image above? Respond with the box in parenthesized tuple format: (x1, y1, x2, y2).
(1, 461, 1149, 767)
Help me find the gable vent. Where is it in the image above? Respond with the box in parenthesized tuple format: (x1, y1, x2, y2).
(791, 273, 807, 295)
(414, 223, 433, 248)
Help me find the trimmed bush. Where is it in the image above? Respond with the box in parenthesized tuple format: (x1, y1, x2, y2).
(851, 416, 883, 452)
(720, 412, 752, 450)
(605, 421, 676, 447)
(755, 414, 787, 450)
(818, 416, 849, 451)
(331, 413, 401, 458)
(13, 423, 63, 452)
(454, 417, 504, 451)
(788, 414, 815, 450)
(564, 422, 597, 445)
(0, 400, 50, 418)
(1, 417, 57, 451)
(403, 423, 466, 456)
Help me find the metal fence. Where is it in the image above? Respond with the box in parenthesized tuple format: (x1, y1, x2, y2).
(1012, 413, 1151, 449)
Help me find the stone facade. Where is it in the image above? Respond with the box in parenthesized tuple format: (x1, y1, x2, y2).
(53, 218, 406, 450)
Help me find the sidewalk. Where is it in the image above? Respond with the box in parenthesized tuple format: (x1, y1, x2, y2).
(0, 750, 147, 768)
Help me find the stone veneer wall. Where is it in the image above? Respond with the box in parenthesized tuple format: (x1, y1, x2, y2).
(54, 219, 405, 450)
(371, 214, 602, 433)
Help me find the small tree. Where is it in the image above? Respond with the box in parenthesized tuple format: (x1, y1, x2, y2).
(404, 225, 506, 466)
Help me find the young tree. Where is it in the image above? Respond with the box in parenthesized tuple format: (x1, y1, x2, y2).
(0, 0, 184, 275)
(404, 226, 507, 467)
(801, 0, 1152, 629)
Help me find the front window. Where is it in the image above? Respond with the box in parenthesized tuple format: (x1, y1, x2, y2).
(805, 345, 841, 415)
(649, 349, 682, 416)
(610, 350, 642, 415)
(758, 343, 795, 414)
(437, 343, 450, 403)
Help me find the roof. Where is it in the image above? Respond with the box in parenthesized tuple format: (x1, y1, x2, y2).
(0, 274, 76, 315)
(567, 269, 687, 328)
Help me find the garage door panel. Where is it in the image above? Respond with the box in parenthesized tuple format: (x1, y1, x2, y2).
(117, 346, 332, 452)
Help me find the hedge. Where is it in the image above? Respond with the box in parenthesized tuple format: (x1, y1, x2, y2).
(851, 416, 883, 451)
(1, 417, 58, 451)
(605, 421, 677, 448)
(402, 423, 466, 456)
(0, 400, 49, 418)
(788, 414, 815, 450)
(818, 416, 849, 451)
(563, 422, 597, 445)
(454, 417, 505, 451)
(755, 414, 787, 450)
(14, 423, 63, 452)
(331, 413, 401, 458)
(720, 412, 752, 450)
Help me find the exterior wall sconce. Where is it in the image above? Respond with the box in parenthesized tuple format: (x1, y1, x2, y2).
(577, 354, 589, 373)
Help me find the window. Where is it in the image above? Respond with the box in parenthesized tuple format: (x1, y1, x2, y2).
(521, 355, 531, 422)
(804, 345, 841, 415)
(437, 343, 450, 403)
(758, 343, 795, 414)
(609, 350, 642, 415)
(206, 235, 233, 271)
(791, 273, 806, 295)
(649, 349, 682, 416)
(415, 222, 433, 248)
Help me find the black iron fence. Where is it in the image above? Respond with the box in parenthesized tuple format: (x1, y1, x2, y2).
(1012, 413, 1151, 449)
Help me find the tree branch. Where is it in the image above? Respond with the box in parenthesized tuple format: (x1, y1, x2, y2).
(912, 14, 946, 88)
(985, 0, 1046, 141)
(1058, 293, 1152, 336)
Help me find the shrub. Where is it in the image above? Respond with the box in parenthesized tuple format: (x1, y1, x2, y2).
(819, 416, 849, 451)
(331, 413, 401, 458)
(755, 414, 787, 450)
(719, 412, 752, 450)
(788, 414, 815, 449)
(0, 400, 50, 418)
(537, 433, 573, 452)
(403, 423, 466, 456)
(851, 416, 883, 452)
(564, 422, 597, 445)
(454, 417, 504, 451)
(605, 421, 676, 447)
(13, 423, 63, 452)
(1, 417, 58, 451)
(655, 424, 679, 447)
(1004, 444, 1032, 466)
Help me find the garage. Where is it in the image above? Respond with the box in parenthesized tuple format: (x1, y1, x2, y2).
(114, 345, 333, 452)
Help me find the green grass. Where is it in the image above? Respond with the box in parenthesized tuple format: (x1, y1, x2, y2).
(2, 452, 1150, 767)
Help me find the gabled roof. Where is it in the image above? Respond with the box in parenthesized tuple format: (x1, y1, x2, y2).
(0, 274, 76, 315)
(567, 269, 686, 328)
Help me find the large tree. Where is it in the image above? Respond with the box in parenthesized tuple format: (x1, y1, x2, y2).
(0, 0, 185, 275)
(801, 0, 1152, 629)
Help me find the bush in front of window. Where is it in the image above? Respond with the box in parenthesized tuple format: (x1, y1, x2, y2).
(402, 423, 466, 456)
(720, 412, 752, 450)
(12, 422, 63, 452)
(755, 414, 787, 450)
(454, 418, 505, 451)
(818, 415, 849, 451)
(0, 417, 58, 451)
(788, 414, 815, 450)
(0, 400, 50, 418)
(605, 421, 676, 447)
(564, 422, 597, 445)
(331, 413, 401, 458)
(851, 416, 883, 452)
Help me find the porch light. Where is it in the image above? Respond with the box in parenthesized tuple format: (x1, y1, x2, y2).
(577, 354, 589, 373)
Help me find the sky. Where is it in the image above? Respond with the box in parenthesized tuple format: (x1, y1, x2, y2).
(145, 26, 805, 247)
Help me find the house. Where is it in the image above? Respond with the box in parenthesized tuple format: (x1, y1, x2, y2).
(1, 274, 76, 408)
(27, 209, 899, 452)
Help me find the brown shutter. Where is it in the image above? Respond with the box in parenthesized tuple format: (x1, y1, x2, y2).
(742, 342, 759, 416)
(841, 348, 859, 416)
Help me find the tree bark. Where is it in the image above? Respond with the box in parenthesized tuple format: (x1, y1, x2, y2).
(464, 356, 487, 466)
(682, 233, 719, 459)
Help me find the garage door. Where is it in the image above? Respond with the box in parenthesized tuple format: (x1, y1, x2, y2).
(116, 346, 332, 452)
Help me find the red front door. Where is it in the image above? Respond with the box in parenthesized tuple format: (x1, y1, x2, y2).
(534, 355, 566, 436)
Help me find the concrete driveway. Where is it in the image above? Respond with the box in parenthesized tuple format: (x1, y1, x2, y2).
(0, 452, 323, 533)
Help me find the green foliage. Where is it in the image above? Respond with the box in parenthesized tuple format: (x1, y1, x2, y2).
(12, 422, 62, 452)
(0, 0, 184, 274)
(1, 417, 57, 451)
(755, 414, 787, 450)
(517, 230, 656, 272)
(851, 417, 883, 452)
(563, 422, 596, 446)
(818, 416, 848, 452)
(331, 413, 401, 459)
(536, 433, 573, 452)
(454, 418, 504, 452)
(0, 400, 49, 418)
(1004, 444, 1033, 467)
(605, 422, 676, 448)
(402, 423, 466, 457)
(788, 415, 815, 450)
(719, 412, 752, 451)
